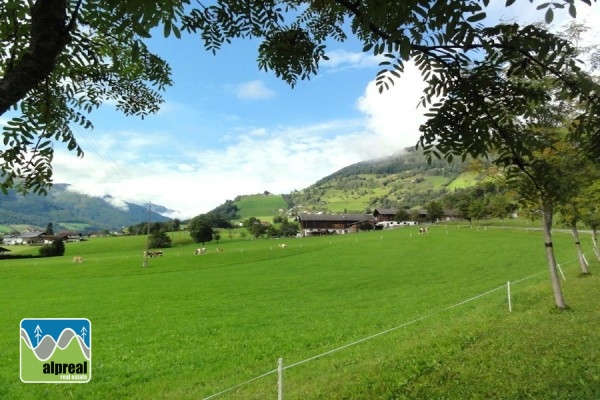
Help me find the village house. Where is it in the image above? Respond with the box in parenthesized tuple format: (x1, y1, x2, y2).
(372, 208, 398, 222)
(3, 231, 45, 246)
(3, 230, 83, 246)
(298, 213, 377, 236)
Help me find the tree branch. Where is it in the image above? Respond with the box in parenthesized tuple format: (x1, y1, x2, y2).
(0, 0, 71, 116)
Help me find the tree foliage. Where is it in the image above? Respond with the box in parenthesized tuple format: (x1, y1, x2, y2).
(148, 231, 173, 249)
(1, 0, 598, 195)
(38, 238, 65, 257)
(188, 215, 214, 244)
(243, 217, 268, 238)
(429, 21, 600, 308)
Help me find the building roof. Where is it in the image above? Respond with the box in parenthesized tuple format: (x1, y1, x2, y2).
(19, 231, 45, 238)
(373, 208, 398, 215)
(299, 213, 376, 222)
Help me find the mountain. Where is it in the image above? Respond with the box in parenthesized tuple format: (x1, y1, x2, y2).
(213, 148, 481, 219)
(0, 184, 171, 233)
(283, 147, 478, 214)
(1, 149, 479, 233)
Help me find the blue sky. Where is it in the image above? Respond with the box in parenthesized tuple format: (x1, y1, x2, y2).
(33, 2, 600, 219)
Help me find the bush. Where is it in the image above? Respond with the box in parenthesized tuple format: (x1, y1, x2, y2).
(38, 239, 65, 257)
(148, 231, 172, 248)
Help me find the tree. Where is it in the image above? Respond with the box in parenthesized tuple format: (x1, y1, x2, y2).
(425, 200, 444, 223)
(188, 215, 213, 245)
(579, 181, 600, 261)
(45, 222, 54, 235)
(394, 208, 409, 222)
(419, 21, 600, 309)
(39, 238, 65, 257)
(558, 201, 590, 275)
(279, 218, 300, 237)
(468, 198, 487, 223)
(487, 194, 512, 221)
(244, 217, 268, 239)
(148, 231, 172, 249)
(170, 218, 181, 232)
(1, 0, 597, 194)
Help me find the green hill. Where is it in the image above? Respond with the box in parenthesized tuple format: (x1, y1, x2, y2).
(0, 184, 171, 233)
(210, 148, 481, 220)
(211, 149, 481, 219)
(232, 193, 289, 220)
(285, 148, 478, 214)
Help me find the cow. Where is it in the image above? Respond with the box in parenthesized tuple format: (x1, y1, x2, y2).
(72, 256, 83, 263)
(195, 248, 207, 255)
(278, 243, 288, 248)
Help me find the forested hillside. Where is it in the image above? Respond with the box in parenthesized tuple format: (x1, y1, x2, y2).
(0, 184, 171, 233)
(283, 147, 475, 214)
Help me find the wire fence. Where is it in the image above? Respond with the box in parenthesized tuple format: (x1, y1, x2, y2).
(202, 256, 583, 400)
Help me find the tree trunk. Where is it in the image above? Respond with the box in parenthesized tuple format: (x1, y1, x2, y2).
(571, 225, 590, 274)
(541, 206, 567, 309)
(592, 228, 600, 261)
(0, 0, 70, 116)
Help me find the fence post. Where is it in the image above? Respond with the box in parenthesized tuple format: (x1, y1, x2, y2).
(278, 358, 283, 400)
(507, 281, 512, 313)
(557, 263, 566, 281)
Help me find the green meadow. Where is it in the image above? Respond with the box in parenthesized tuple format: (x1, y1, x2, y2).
(1, 226, 599, 399)
(234, 195, 288, 221)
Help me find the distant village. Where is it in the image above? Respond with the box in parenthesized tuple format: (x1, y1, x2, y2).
(1, 207, 444, 250)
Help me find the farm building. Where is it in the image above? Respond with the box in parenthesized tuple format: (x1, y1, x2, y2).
(3, 230, 83, 246)
(55, 231, 83, 242)
(298, 213, 377, 236)
(372, 208, 398, 222)
(2, 231, 45, 246)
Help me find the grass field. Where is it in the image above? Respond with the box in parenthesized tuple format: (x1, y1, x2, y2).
(1, 226, 599, 399)
(234, 195, 288, 221)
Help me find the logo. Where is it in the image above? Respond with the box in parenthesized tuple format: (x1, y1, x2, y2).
(20, 318, 91, 383)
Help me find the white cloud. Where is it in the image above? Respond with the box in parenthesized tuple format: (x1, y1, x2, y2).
(234, 80, 276, 99)
(101, 196, 130, 211)
(52, 63, 430, 220)
(354, 61, 428, 157)
(322, 49, 383, 70)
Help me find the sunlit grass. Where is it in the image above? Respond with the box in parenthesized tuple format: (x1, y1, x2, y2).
(1, 226, 598, 399)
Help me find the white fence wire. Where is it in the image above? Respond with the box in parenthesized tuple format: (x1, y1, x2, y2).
(202, 256, 581, 399)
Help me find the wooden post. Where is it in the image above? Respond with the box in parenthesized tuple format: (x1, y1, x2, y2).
(278, 358, 283, 400)
(507, 281, 512, 313)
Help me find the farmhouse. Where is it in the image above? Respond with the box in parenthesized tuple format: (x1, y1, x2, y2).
(55, 231, 83, 242)
(298, 213, 376, 236)
(3, 230, 83, 246)
(3, 231, 45, 246)
(372, 208, 398, 222)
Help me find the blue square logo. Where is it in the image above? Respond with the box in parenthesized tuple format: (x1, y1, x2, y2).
(20, 318, 91, 383)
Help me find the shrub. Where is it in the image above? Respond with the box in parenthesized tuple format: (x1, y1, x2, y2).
(38, 239, 65, 257)
(148, 231, 172, 248)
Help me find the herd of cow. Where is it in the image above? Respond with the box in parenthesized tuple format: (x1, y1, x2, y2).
(70, 227, 433, 265)
(194, 244, 287, 254)
(144, 250, 163, 257)
(73, 244, 289, 264)
(195, 247, 224, 255)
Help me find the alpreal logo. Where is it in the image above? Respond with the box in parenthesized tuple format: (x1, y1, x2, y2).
(20, 318, 91, 383)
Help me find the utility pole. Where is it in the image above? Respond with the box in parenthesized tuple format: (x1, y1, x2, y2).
(143, 201, 151, 268)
